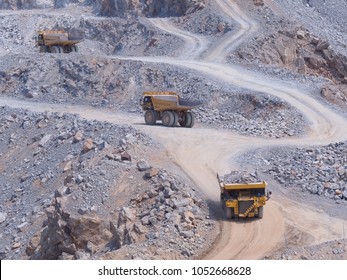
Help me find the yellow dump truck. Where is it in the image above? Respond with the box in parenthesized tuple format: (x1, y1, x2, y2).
(36, 30, 83, 53)
(140, 91, 203, 127)
(217, 172, 271, 219)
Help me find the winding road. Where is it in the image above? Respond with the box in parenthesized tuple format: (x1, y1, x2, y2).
(1, 0, 347, 259)
(123, 0, 347, 259)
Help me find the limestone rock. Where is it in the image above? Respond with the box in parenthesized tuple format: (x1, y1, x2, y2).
(145, 168, 159, 178)
(73, 131, 83, 143)
(137, 159, 151, 171)
(82, 138, 94, 153)
(274, 35, 297, 65)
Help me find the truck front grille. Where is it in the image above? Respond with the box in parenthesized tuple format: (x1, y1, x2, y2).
(238, 200, 254, 215)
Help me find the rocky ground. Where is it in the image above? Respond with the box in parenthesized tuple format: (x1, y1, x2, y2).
(1, 0, 347, 260)
(240, 141, 347, 259)
(264, 239, 347, 260)
(241, 142, 347, 204)
(230, 0, 347, 114)
(0, 106, 218, 260)
(0, 1, 308, 139)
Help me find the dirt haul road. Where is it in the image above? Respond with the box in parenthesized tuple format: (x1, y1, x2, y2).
(136, 1, 347, 259)
(1, 1, 347, 259)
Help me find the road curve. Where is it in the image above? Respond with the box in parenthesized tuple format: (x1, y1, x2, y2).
(117, 0, 347, 259)
(205, 0, 259, 62)
(148, 18, 208, 59)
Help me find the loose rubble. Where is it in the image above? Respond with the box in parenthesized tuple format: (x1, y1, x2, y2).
(222, 171, 261, 184)
(194, 93, 305, 138)
(0, 107, 217, 260)
(243, 142, 347, 203)
(26, 167, 216, 260)
(265, 239, 347, 260)
(265, 142, 347, 202)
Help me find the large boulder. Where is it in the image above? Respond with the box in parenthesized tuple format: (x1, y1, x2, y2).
(27, 200, 115, 259)
(274, 35, 297, 66)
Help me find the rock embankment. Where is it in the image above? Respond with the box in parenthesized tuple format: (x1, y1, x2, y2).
(0, 106, 216, 260)
(264, 142, 347, 202)
(27, 167, 216, 260)
(194, 94, 305, 138)
(0, 106, 149, 259)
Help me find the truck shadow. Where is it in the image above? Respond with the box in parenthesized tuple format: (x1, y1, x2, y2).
(205, 199, 225, 222)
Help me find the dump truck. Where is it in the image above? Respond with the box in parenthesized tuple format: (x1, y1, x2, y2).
(140, 91, 203, 127)
(36, 30, 83, 53)
(217, 171, 271, 219)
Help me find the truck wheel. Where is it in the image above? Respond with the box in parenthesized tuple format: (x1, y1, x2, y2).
(225, 208, 233, 220)
(144, 110, 157, 125)
(71, 46, 78, 53)
(49, 46, 60, 53)
(172, 111, 179, 127)
(258, 206, 264, 219)
(179, 111, 191, 127)
(58, 46, 64, 53)
(162, 111, 175, 127)
(187, 112, 195, 128)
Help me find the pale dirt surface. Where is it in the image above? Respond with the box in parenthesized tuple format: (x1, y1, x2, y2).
(1, 0, 347, 260)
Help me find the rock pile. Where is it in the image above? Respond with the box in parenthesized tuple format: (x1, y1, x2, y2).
(102, 168, 216, 260)
(0, 106, 151, 259)
(26, 168, 215, 260)
(0, 107, 216, 260)
(194, 94, 305, 138)
(222, 171, 261, 184)
(265, 142, 347, 202)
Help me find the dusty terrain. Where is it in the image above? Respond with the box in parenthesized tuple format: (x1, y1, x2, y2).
(0, 0, 347, 260)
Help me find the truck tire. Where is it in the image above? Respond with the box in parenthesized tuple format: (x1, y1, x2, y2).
(58, 46, 64, 53)
(162, 111, 175, 127)
(179, 111, 191, 127)
(172, 111, 179, 127)
(71, 45, 78, 53)
(187, 112, 195, 128)
(258, 206, 264, 219)
(49, 46, 60, 53)
(225, 207, 233, 220)
(144, 110, 157, 125)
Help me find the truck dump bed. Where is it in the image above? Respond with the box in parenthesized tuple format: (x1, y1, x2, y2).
(39, 30, 83, 46)
(221, 181, 267, 190)
(143, 91, 203, 111)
